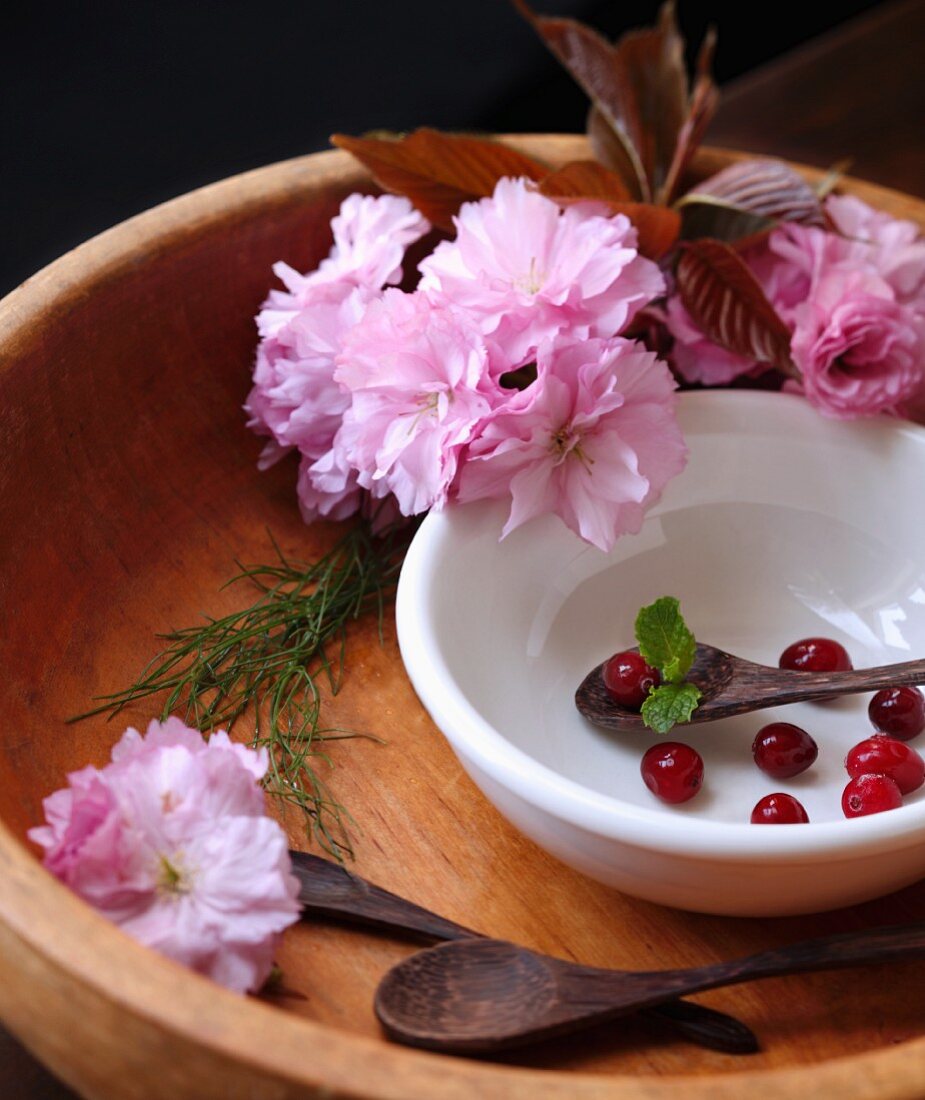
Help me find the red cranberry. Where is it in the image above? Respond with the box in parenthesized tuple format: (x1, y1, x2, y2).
(751, 723, 818, 779)
(640, 742, 703, 804)
(841, 773, 903, 818)
(868, 687, 925, 741)
(750, 793, 809, 824)
(602, 650, 660, 709)
(779, 637, 853, 672)
(845, 737, 925, 795)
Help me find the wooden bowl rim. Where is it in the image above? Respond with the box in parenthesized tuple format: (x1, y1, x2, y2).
(1, 137, 924, 1099)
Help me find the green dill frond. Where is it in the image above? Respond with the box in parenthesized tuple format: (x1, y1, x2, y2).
(72, 520, 413, 861)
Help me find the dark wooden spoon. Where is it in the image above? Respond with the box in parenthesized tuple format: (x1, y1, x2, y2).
(375, 923, 925, 1054)
(289, 850, 758, 1053)
(576, 644, 925, 733)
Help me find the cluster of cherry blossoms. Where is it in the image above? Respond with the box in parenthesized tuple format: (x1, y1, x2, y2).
(29, 719, 301, 994)
(247, 177, 925, 549)
(666, 194, 925, 419)
(246, 179, 688, 552)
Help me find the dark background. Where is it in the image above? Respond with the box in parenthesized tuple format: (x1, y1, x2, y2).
(0, 0, 884, 295)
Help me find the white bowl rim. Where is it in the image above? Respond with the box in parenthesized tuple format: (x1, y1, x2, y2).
(397, 390, 925, 864)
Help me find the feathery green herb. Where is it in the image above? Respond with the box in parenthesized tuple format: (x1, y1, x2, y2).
(72, 521, 413, 861)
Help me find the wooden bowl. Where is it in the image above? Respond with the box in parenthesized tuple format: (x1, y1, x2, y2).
(1, 136, 924, 1099)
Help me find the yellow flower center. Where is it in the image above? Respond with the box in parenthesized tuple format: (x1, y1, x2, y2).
(515, 257, 544, 295)
(550, 425, 594, 473)
(157, 853, 190, 896)
(401, 390, 443, 435)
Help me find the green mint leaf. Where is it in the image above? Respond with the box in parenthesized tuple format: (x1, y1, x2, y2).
(634, 596, 696, 683)
(640, 682, 702, 734)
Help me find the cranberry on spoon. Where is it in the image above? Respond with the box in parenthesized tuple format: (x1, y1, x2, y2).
(602, 651, 660, 710)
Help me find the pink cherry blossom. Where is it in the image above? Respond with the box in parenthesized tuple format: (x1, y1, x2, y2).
(790, 268, 922, 418)
(294, 426, 403, 527)
(761, 220, 925, 417)
(295, 434, 363, 524)
(29, 719, 300, 995)
(272, 193, 430, 301)
(765, 223, 860, 323)
(316, 192, 430, 288)
(335, 290, 494, 515)
(457, 338, 687, 551)
(246, 280, 376, 471)
(825, 194, 925, 310)
(418, 177, 665, 366)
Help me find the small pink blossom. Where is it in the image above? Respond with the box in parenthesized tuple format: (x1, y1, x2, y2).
(766, 223, 858, 322)
(764, 220, 925, 416)
(418, 177, 665, 365)
(457, 338, 686, 551)
(294, 426, 403, 527)
(29, 719, 300, 995)
(317, 192, 430, 288)
(335, 290, 494, 515)
(273, 193, 430, 300)
(245, 281, 375, 470)
(826, 194, 925, 310)
(790, 268, 922, 418)
(767, 215, 925, 325)
(295, 434, 363, 524)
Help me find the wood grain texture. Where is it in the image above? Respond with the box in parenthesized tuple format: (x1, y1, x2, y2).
(1, 136, 925, 1099)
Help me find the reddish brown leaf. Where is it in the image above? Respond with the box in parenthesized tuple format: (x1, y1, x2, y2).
(610, 2, 689, 203)
(677, 198, 776, 246)
(662, 28, 719, 205)
(676, 240, 794, 370)
(514, 0, 720, 209)
(586, 106, 646, 200)
(683, 158, 824, 226)
(538, 163, 679, 258)
(331, 129, 547, 230)
(612, 203, 681, 259)
(512, 0, 649, 199)
(539, 160, 632, 203)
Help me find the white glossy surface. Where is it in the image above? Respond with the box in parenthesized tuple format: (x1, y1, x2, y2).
(396, 392, 925, 915)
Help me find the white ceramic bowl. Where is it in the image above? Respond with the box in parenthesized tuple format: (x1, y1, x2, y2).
(396, 391, 925, 917)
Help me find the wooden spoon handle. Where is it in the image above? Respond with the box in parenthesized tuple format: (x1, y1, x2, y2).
(709, 920, 925, 984)
(290, 850, 476, 941)
(600, 921, 925, 1011)
(744, 657, 925, 706)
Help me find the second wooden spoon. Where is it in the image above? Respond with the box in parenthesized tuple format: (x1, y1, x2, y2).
(375, 922, 925, 1053)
